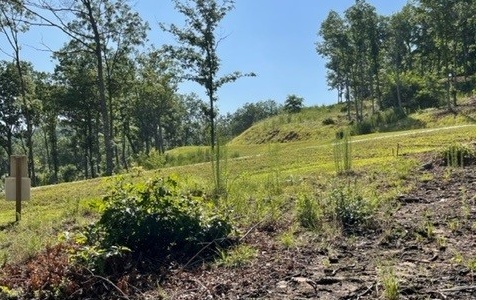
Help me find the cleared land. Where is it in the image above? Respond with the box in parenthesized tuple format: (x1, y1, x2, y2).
(0, 99, 475, 299)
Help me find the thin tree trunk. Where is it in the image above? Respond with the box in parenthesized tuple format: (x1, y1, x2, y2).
(85, 0, 114, 176)
(49, 123, 59, 183)
(14, 50, 36, 186)
(42, 127, 51, 172)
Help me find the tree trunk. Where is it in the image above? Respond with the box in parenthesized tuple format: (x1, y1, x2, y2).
(42, 127, 51, 172)
(85, 0, 114, 176)
(49, 123, 59, 183)
(345, 78, 351, 121)
(14, 49, 36, 186)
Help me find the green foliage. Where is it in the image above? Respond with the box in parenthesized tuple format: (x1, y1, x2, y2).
(284, 95, 304, 114)
(296, 194, 321, 230)
(380, 267, 400, 300)
(224, 100, 281, 138)
(70, 244, 131, 275)
(216, 244, 257, 268)
(327, 185, 373, 231)
(322, 117, 335, 125)
(92, 176, 233, 259)
(350, 109, 394, 135)
(441, 143, 475, 168)
(59, 164, 79, 183)
(136, 150, 167, 170)
(383, 72, 443, 110)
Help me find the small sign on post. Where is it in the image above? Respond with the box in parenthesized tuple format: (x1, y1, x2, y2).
(5, 155, 30, 222)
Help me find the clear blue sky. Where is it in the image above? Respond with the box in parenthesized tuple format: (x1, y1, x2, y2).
(2, 0, 408, 114)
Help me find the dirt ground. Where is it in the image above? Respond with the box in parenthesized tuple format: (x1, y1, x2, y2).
(0, 158, 475, 299)
(157, 161, 476, 300)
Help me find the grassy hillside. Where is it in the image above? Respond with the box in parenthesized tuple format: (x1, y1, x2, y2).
(231, 96, 475, 145)
(0, 98, 475, 298)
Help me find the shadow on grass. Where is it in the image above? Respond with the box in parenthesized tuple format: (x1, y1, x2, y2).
(379, 116, 427, 133)
(0, 221, 17, 231)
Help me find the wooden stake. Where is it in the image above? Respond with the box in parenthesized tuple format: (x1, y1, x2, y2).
(15, 156, 21, 222)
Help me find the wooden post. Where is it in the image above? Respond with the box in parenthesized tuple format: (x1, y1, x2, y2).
(9, 155, 27, 222)
(15, 157, 21, 222)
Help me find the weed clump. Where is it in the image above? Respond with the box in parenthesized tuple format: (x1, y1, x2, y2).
(327, 186, 373, 232)
(296, 194, 321, 230)
(441, 143, 475, 167)
(295, 185, 374, 234)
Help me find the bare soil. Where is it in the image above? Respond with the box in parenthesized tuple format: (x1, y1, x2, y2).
(0, 160, 475, 299)
(157, 161, 476, 300)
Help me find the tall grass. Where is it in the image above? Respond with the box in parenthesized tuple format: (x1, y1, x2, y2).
(333, 129, 352, 174)
(0, 104, 475, 265)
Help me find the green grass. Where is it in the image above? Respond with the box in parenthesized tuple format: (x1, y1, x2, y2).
(379, 266, 400, 300)
(0, 100, 475, 265)
(216, 244, 257, 268)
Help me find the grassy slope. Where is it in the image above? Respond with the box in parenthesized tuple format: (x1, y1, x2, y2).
(0, 99, 475, 264)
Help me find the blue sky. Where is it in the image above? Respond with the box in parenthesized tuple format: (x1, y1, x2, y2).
(1, 0, 408, 114)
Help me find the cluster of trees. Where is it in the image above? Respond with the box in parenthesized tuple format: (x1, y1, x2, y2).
(2, 0, 475, 187)
(317, 0, 475, 121)
(0, 0, 266, 186)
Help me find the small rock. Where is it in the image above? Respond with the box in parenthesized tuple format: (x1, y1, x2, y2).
(421, 162, 434, 170)
(276, 281, 288, 289)
(328, 256, 339, 263)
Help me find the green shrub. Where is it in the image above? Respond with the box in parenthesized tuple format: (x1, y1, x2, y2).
(350, 108, 407, 135)
(327, 186, 372, 232)
(59, 164, 79, 182)
(322, 117, 335, 125)
(296, 194, 320, 229)
(91, 176, 232, 260)
(382, 71, 442, 110)
(136, 150, 166, 170)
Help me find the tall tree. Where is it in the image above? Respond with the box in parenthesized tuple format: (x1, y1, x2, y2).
(345, 0, 379, 121)
(54, 46, 101, 179)
(0, 0, 37, 184)
(385, 5, 416, 111)
(133, 50, 178, 155)
(34, 71, 61, 183)
(317, 10, 353, 119)
(24, 0, 148, 175)
(0, 61, 23, 158)
(162, 0, 255, 191)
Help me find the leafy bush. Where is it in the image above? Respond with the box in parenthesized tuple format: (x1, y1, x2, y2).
(296, 194, 321, 229)
(136, 150, 166, 170)
(350, 108, 407, 135)
(322, 117, 335, 125)
(59, 164, 79, 182)
(91, 176, 233, 260)
(326, 186, 372, 232)
(382, 72, 442, 110)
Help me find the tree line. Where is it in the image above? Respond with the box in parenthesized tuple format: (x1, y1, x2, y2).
(316, 0, 475, 121)
(0, 0, 475, 187)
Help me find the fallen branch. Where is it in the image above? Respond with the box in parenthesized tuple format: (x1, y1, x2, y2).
(437, 285, 476, 293)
